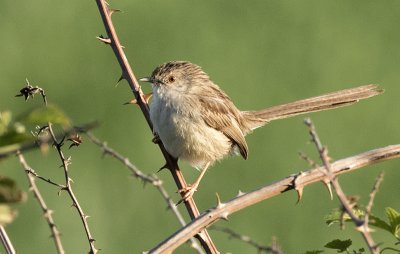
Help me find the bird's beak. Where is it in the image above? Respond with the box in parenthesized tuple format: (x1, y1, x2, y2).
(139, 77, 151, 82)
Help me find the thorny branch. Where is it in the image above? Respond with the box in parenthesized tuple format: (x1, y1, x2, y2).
(148, 144, 400, 253)
(46, 124, 98, 254)
(94, 0, 218, 253)
(85, 131, 205, 254)
(304, 118, 380, 254)
(16, 83, 97, 254)
(16, 152, 65, 254)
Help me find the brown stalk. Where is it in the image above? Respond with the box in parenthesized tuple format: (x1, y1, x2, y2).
(148, 144, 400, 253)
(46, 123, 98, 254)
(16, 152, 65, 254)
(94, 0, 218, 253)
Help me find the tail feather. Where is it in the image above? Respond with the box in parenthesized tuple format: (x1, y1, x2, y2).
(242, 84, 383, 131)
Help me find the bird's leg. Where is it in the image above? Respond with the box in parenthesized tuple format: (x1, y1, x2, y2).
(178, 162, 210, 203)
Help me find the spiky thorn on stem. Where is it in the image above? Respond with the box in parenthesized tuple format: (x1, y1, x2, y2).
(304, 117, 380, 254)
(85, 131, 205, 254)
(16, 151, 65, 254)
(94, 1, 218, 252)
(211, 226, 282, 254)
(96, 35, 111, 44)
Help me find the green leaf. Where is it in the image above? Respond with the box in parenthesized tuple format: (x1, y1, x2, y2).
(324, 239, 352, 253)
(0, 205, 17, 225)
(0, 111, 12, 135)
(17, 104, 71, 128)
(325, 209, 365, 226)
(369, 207, 400, 240)
(302, 251, 324, 254)
(0, 128, 34, 147)
(370, 214, 392, 234)
(0, 176, 26, 204)
(386, 207, 400, 239)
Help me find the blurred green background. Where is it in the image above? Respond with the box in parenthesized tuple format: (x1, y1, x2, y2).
(1, 0, 400, 253)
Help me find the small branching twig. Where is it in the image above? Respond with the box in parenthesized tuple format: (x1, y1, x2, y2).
(47, 123, 97, 254)
(85, 131, 205, 254)
(16, 151, 65, 254)
(304, 117, 380, 254)
(0, 226, 16, 254)
(16, 84, 97, 254)
(211, 226, 282, 254)
(147, 144, 400, 253)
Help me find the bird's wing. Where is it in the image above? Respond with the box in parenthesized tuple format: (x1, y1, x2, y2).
(198, 86, 248, 159)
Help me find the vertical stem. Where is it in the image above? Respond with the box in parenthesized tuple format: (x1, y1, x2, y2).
(0, 226, 16, 254)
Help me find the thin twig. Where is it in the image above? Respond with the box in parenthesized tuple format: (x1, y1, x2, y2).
(148, 144, 400, 253)
(94, 1, 218, 253)
(16, 151, 65, 254)
(46, 123, 98, 254)
(0, 226, 16, 254)
(304, 117, 379, 254)
(211, 226, 282, 254)
(364, 172, 384, 239)
(85, 131, 205, 254)
(16, 82, 98, 253)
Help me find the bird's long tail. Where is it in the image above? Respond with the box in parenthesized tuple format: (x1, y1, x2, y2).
(243, 84, 383, 131)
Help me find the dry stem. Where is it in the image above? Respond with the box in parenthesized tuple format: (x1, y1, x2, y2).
(0, 226, 15, 254)
(16, 152, 65, 254)
(304, 118, 380, 253)
(94, 0, 218, 252)
(46, 124, 97, 254)
(148, 144, 400, 253)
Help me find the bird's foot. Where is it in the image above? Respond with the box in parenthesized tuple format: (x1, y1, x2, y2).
(176, 183, 199, 205)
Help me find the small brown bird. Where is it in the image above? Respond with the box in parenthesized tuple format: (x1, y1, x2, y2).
(140, 61, 382, 201)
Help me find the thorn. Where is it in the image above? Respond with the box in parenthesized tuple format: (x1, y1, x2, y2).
(108, 8, 121, 16)
(96, 35, 111, 44)
(295, 186, 304, 204)
(293, 171, 306, 204)
(237, 190, 245, 197)
(322, 179, 333, 200)
(157, 163, 169, 173)
(117, 73, 125, 84)
(215, 192, 222, 207)
(220, 212, 229, 221)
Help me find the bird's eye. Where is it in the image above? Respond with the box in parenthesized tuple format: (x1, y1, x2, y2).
(168, 76, 175, 83)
